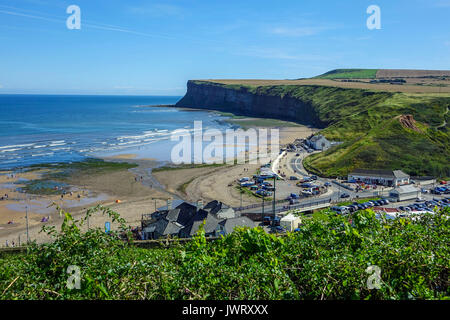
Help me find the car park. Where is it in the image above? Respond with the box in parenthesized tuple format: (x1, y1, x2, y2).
(331, 206, 349, 214)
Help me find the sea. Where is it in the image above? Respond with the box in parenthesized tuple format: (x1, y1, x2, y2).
(0, 94, 234, 170)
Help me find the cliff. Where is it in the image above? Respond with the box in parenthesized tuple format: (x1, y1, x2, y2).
(176, 80, 450, 177)
(176, 80, 327, 128)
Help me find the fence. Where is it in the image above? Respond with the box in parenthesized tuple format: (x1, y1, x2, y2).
(243, 198, 332, 215)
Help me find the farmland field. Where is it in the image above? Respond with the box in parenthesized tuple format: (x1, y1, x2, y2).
(199, 78, 450, 94)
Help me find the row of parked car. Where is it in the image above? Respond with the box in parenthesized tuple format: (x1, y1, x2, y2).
(238, 177, 275, 197)
(399, 198, 450, 212)
(331, 199, 390, 214)
(431, 186, 450, 195)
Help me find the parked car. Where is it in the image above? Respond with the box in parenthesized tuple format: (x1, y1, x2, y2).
(289, 176, 299, 180)
(357, 203, 367, 210)
(340, 193, 350, 198)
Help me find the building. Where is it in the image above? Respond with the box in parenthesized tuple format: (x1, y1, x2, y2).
(179, 209, 222, 238)
(142, 203, 197, 239)
(306, 135, 331, 151)
(411, 176, 436, 186)
(389, 185, 421, 202)
(203, 200, 237, 219)
(216, 216, 256, 236)
(142, 200, 247, 239)
(280, 213, 302, 232)
(348, 169, 410, 187)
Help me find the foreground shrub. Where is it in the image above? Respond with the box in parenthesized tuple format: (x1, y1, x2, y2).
(0, 206, 448, 299)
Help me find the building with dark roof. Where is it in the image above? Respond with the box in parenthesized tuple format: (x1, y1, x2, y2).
(203, 200, 236, 219)
(348, 169, 410, 186)
(142, 200, 248, 240)
(179, 209, 222, 238)
(216, 216, 256, 236)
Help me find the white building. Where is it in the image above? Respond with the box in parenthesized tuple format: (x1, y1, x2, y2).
(389, 185, 421, 202)
(307, 135, 331, 151)
(280, 213, 302, 232)
(348, 169, 410, 187)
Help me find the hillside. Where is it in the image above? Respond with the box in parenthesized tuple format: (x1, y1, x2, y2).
(315, 68, 450, 80)
(176, 78, 450, 177)
(315, 69, 378, 79)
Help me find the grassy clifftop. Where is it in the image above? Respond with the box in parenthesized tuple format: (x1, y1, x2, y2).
(184, 81, 450, 177)
(315, 69, 378, 79)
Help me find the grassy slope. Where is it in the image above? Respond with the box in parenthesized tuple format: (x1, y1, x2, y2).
(315, 69, 378, 79)
(304, 94, 450, 178)
(193, 81, 450, 177)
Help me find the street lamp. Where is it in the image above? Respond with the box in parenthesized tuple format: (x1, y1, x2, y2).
(272, 176, 277, 227)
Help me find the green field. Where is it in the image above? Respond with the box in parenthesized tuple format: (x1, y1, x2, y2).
(315, 69, 379, 79)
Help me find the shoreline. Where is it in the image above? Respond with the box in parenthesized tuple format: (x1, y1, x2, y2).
(0, 109, 320, 245)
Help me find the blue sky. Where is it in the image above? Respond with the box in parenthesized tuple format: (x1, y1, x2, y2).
(0, 0, 449, 95)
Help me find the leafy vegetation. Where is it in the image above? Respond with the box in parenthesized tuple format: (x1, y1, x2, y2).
(1, 206, 448, 300)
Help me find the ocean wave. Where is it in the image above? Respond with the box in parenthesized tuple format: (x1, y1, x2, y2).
(0, 143, 34, 149)
(31, 152, 54, 157)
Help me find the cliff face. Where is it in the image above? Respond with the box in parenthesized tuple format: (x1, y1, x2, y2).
(176, 80, 326, 128)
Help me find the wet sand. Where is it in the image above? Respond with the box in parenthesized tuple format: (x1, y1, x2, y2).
(0, 159, 172, 245)
(0, 124, 317, 245)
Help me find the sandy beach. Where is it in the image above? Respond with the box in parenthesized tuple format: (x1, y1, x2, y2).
(0, 158, 172, 245)
(153, 125, 318, 207)
(0, 123, 317, 246)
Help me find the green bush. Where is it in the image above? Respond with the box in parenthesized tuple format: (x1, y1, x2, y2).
(0, 206, 448, 300)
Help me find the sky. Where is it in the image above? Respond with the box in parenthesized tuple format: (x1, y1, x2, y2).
(0, 0, 449, 95)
